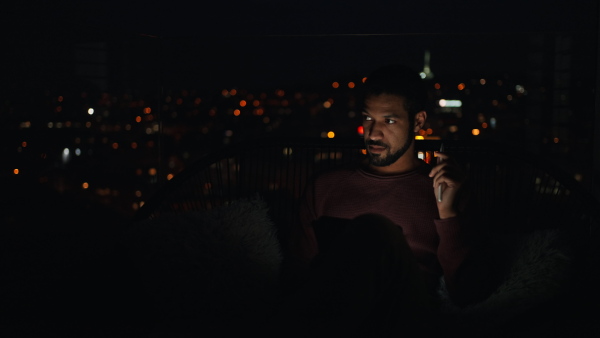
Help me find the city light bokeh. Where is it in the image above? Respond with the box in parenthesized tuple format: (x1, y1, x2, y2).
(3, 31, 597, 219)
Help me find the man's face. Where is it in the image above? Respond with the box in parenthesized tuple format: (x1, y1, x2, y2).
(362, 94, 414, 167)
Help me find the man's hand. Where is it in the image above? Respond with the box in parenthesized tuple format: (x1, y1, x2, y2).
(429, 151, 465, 219)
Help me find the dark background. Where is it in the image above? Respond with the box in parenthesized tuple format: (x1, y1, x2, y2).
(3, 0, 599, 202)
(1, 1, 599, 336)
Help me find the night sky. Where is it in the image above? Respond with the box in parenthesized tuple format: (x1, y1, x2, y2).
(3, 1, 598, 91)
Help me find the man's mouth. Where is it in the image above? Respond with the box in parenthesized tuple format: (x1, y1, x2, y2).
(368, 145, 386, 154)
(366, 141, 388, 154)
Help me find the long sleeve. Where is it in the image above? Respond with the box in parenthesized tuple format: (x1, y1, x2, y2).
(435, 216, 471, 303)
(285, 162, 486, 302)
(436, 214, 501, 307)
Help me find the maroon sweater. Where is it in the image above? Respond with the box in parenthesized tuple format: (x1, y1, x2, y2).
(292, 160, 470, 296)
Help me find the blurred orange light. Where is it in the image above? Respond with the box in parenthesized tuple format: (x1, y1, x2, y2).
(482, 122, 488, 128)
(554, 137, 560, 143)
(434, 83, 441, 90)
(332, 82, 339, 88)
(148, 168, 157, 176)
(135, 116, 142, 123)
(457, 83, 465, 90)
(144, 107, 152, 114)
(357, 125, 364, 135)
(13, 169, 19, 175)
(472, 129, 480, 136)
(82, 182, 89, 189)
(348, 82, 355, 88)
(240, 100, 247, 107)
(112, 143, 119, 149)
(362, 77, 367, 83)
(234, 109, 241, 116)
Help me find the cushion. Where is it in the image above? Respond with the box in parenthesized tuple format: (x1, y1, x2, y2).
(437, 228, 572, 330)
(125, 197, 283, 327)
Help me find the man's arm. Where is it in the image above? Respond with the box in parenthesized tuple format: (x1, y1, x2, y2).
(431, 153, 501, 306)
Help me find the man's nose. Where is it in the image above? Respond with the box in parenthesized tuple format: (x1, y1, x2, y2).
(367, 122, 384, 140)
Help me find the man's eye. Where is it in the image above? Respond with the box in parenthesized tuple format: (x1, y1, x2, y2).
(385, 119, 396, 124)
(363, 115, 372, 121)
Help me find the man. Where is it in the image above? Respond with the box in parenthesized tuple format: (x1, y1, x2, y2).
(277, 64, 480, 337)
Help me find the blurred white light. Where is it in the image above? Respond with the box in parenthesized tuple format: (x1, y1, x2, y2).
(516, 85, 525, 94)
(62, 148, 71, 164)
(88, 108, 94, 115)
(438, 99, 462, 107)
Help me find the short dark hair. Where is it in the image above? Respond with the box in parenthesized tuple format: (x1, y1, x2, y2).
(360, 64, 427, 117)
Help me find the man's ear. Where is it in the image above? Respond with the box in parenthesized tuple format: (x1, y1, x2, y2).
(414, 111, 427, 132)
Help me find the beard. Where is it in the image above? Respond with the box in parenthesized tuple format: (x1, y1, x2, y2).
(366, 130, 414, 167)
